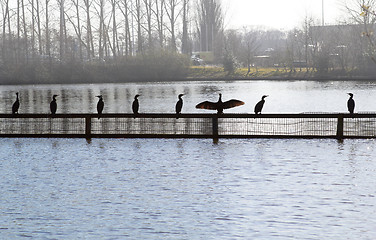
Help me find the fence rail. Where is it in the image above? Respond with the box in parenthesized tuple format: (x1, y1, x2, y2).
(1, 113, 376, 139)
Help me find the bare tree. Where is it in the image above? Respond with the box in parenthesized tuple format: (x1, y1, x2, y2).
(240, 28, 260, 76)
(83, 0, 94, 59)
(118, 0, 132, 56)
(57, 0, 68, 61)
(21, 0, 28, 60)
(155, 0, 165, 49)
(110, 0, 119, 58)
(45, 0, 51, 58)
(135, 0, 143, 53)
(67, 0, 84, 60)
(35, 0, 43, 55)
(181, 0, 190, 54)
(143, 0, 153, 50)
(164, 0, 182, 51)
(196, 0, 223, 52)
(1, 0, 10, 58)
(346, 0, 376, 63)
(17, 0, 20, 62)
(93, 0, 106, 60)
(29, 0, 36, 57)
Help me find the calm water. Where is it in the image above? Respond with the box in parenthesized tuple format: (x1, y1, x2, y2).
(1, 81, 376, 239)
(2, 80, 376, 114)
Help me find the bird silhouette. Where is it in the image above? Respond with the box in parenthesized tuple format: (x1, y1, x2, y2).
(347, 93, 355, 114)
(175, 94, 184, 118)
(12, 92, 19, 114)
(96, 95, 104, 119)
(132, 94, 140, 115)
(50, 95, 58, 115)
(195, 93, 245, 114)
(254, 95, 268, 114)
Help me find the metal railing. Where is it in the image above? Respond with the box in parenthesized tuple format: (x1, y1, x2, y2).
(1, 113, 376, 139)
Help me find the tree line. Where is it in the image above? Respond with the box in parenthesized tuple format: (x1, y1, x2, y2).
(0, 0, 223, 83)
(222, 0, 376, 77)
(0, 0, 375, 84)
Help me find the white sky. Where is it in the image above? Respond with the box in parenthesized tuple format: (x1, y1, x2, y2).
(222, 0, 348, 30)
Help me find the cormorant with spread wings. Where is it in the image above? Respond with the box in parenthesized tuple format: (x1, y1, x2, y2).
(196, 93, 244, 114)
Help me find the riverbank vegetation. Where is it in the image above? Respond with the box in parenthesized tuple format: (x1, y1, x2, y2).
(187, 66, 368, 81)
(0, 0, 375, 85)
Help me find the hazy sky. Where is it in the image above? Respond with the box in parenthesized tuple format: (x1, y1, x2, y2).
(222, 0, 347, 30)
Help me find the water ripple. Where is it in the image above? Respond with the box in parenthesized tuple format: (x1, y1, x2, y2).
(1, 138, 376, 239)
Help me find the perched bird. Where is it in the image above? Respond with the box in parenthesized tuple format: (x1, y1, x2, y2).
(132, 94, 140, 115)
(50, 95, 58, 115)
(12, 92, 20, 114)
(347, 93, 355, 114)
(175, 94, 184, 118)
(254, 95, 268, 114)
(195, 93, 245, 114)
(96, 95, 104, 119)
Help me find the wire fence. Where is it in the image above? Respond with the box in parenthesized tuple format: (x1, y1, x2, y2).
(90, 117, 213, 136)
(218, 117, 338, 136)
(0, 113, 376, 139)
(0, 116, 85, 135)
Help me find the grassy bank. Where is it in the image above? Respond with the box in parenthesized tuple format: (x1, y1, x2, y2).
(1, 64, 374, 86)
(186, 66, 374, 81)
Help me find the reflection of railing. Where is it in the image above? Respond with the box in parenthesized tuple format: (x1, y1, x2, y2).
(1, 113, 376, 139)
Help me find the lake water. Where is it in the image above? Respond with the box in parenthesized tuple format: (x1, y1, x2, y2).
(2, 80, 376, 114)
(1, 80, 376, 239)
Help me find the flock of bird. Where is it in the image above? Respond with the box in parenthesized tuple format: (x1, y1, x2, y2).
(10, 92, 356, 116)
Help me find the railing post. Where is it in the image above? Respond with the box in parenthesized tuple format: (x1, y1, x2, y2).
(336, 114, 344, 139)
(85, 116, 92, 139)
(212, 116, 219, 142)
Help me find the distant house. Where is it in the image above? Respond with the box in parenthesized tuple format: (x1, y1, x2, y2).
(191, 51, 214, 65)
(254, 55, 271, 67)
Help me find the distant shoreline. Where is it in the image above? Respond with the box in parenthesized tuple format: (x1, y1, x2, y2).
(185, 76, 376, 82)
(1, 75, 376, 86)
(1, 65, 375, 85)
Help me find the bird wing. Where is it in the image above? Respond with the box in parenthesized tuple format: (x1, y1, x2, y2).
(195, 101, 217, 110)
(97, 102, 104, 113)
(132, 100, 139, 113)
(222, 99, 245, 109)
(12, 101, 19, 111)
(347, 99, 355, 111)
(176, 100, 183, 113)
(254, 100, 264, 113)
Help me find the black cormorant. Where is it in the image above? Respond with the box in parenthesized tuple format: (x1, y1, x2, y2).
(50, 95, 58, 115)
(175, 94, 184, 118)
(254, 95, 268, 114)
(195, 93, 245, 114)
(347, 93, 355, 114)
(96, 95, 104, 119)
(12, 92, 19, 114)
(132, 94, 140, 115)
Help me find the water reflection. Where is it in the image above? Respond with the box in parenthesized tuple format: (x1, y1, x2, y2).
(3, 80, 376, 115)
